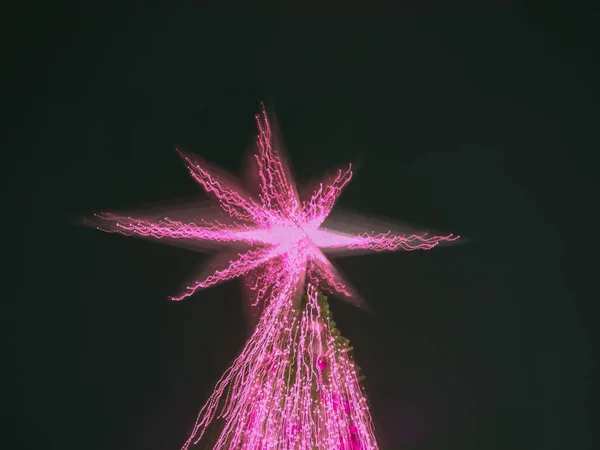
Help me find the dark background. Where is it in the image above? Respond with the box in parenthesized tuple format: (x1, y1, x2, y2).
(11, 2, 595, 450)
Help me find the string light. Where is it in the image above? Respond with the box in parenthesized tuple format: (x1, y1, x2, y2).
(89, 104, 458, 449)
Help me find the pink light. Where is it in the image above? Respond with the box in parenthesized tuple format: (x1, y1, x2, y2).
(88, 104, 459, 449)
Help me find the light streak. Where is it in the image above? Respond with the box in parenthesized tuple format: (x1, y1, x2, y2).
(89, 104, 458, 449)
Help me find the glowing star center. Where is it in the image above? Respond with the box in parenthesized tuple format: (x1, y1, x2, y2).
(272, 222, 312, 253)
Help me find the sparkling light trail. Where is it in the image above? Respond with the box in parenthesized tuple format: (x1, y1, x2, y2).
(88, 104, 458, 449)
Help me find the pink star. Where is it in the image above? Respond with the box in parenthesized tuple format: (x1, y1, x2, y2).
(91, 105, 458, 304)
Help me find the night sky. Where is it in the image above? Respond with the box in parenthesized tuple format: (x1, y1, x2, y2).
(13, 2, 595, 450)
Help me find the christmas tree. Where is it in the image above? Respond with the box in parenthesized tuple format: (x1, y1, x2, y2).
(88, 104, 457, 449)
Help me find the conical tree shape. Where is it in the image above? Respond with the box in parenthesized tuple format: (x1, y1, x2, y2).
(182, 284, 377, 450)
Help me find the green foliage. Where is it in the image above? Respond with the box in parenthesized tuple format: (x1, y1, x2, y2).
(289, 290, 365, 382)
(317, 291, 365, 381)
